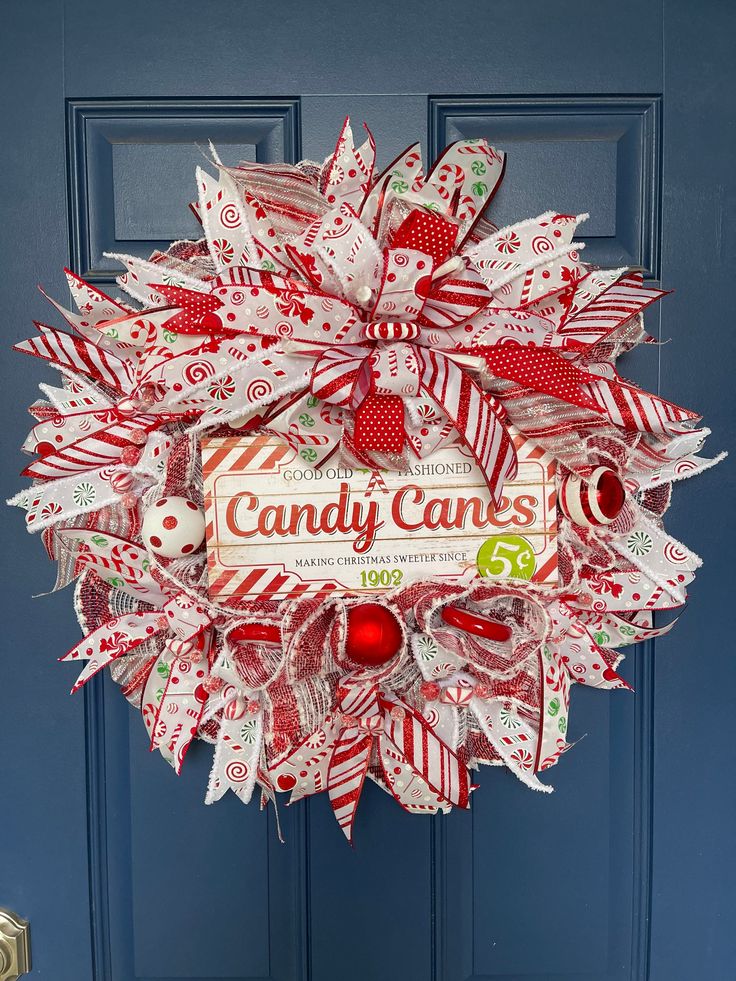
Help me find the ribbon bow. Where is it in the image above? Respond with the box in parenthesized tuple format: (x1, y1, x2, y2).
(408, 579, 642, 788)
(61, 559, 213, 773)
(144, 203, 695, 504)
(269, 674, 470, 842)
(13, 131, 700, 536)
(304, 338, 517, 504)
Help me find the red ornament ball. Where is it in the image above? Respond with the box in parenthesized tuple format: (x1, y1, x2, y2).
(596, 467, 626, 521)
(345, 603, 403, 666)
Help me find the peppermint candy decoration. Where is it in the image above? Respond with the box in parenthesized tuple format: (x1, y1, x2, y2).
(558, 467, 626, 527)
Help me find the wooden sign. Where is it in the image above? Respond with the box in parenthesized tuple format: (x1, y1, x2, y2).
(202, 431, 558, 602)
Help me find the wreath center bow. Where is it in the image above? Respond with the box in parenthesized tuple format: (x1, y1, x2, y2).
(302, 338, 517, 506)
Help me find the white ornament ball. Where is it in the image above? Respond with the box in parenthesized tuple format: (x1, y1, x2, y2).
(141, 496, 206, 558)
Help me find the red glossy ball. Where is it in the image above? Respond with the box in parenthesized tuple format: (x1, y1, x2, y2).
(595, 468, 626, 520)
(345, 603, 403, 666)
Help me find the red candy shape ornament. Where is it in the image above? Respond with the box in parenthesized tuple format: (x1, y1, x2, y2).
(559, 466, 626, 527)
(441, 605, 513, 643)
(229, 623, 281, 645)
(345, 603, 403, 666)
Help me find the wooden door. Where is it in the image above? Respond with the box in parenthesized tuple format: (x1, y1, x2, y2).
(1, 2, 733, 978)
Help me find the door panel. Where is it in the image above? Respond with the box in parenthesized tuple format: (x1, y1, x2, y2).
(2, 2, 734, 980)
(430, 97, 662, 275)
(98, 689, 306, 981)
(652, 6, 736, 978)
(67, 99, 301, 281)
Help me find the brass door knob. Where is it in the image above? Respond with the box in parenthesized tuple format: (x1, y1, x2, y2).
(0, 909, 30, 981)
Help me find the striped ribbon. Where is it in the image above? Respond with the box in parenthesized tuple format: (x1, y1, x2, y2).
(307, 341, 517, 506)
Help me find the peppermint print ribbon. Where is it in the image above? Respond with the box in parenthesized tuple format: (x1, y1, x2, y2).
(62, 590, 213, 772)
(203, 684, 264, 806)
(269, 675, 470, 842)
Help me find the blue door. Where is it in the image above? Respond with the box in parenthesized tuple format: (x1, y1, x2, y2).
(2, 2, 734, 979)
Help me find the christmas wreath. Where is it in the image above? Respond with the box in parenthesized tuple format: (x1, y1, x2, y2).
(10, 120, 723, 841)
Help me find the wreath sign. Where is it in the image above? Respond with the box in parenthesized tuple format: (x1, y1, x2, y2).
(10, 120, 723, 841)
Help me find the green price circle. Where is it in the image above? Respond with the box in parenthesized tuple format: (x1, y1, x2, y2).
(476, 534, 536, 581)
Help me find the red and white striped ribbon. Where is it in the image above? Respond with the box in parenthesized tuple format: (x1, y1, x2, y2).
(417, 347, 517, 506)
(15, 325, 133, 391)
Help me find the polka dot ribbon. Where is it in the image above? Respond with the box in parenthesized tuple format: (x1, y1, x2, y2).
(354, 394, 405, 452)
(154, 284, 226, 334)
(472, 345, 603, 412)
(390, 209, 458, 266)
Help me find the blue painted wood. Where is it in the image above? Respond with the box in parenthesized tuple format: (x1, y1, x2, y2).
(1, 1, 734, 979)
(67, 99, 300, 281)
(94, 678, 307, 980)
(430, 97, 663, 277)
(649, 4, 736, 980)
(1, 3, 95, 980)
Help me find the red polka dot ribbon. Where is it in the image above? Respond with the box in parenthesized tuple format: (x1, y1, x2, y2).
(354, 394, 405, 452)
(390, 209, 459, 266)
(472, 345, 601, 412)
(154, 284, 226, 334)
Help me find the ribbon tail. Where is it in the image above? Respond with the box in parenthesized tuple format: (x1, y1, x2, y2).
(56, 528, 169, 605)
(353, 393, 406, 453)
(327, 726, 372, 843)
(418, 348, 517, 506)
(470, 696, 552, 793)
(206, 709, 263, 805)
(380, 695, 470, 809)
(142, 643, 210, 773)
(61, 612, 165, 693)
(376, 735, 446, 814)
(14, 325, 133, 391)
(555, 616, 632, 691)
(603, 611, 680, 645)
(584, 373, 699, 434)
(535, 646, 572, 772)
(268, 715, 340, 803)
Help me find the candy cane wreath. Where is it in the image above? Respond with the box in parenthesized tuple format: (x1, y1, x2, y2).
(10, 121, 724, 842)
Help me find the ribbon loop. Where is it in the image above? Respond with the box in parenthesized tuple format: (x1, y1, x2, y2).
(309, 345, 371, 408)
(370, 248, 433, 322)
(369, 342, 422, 398)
